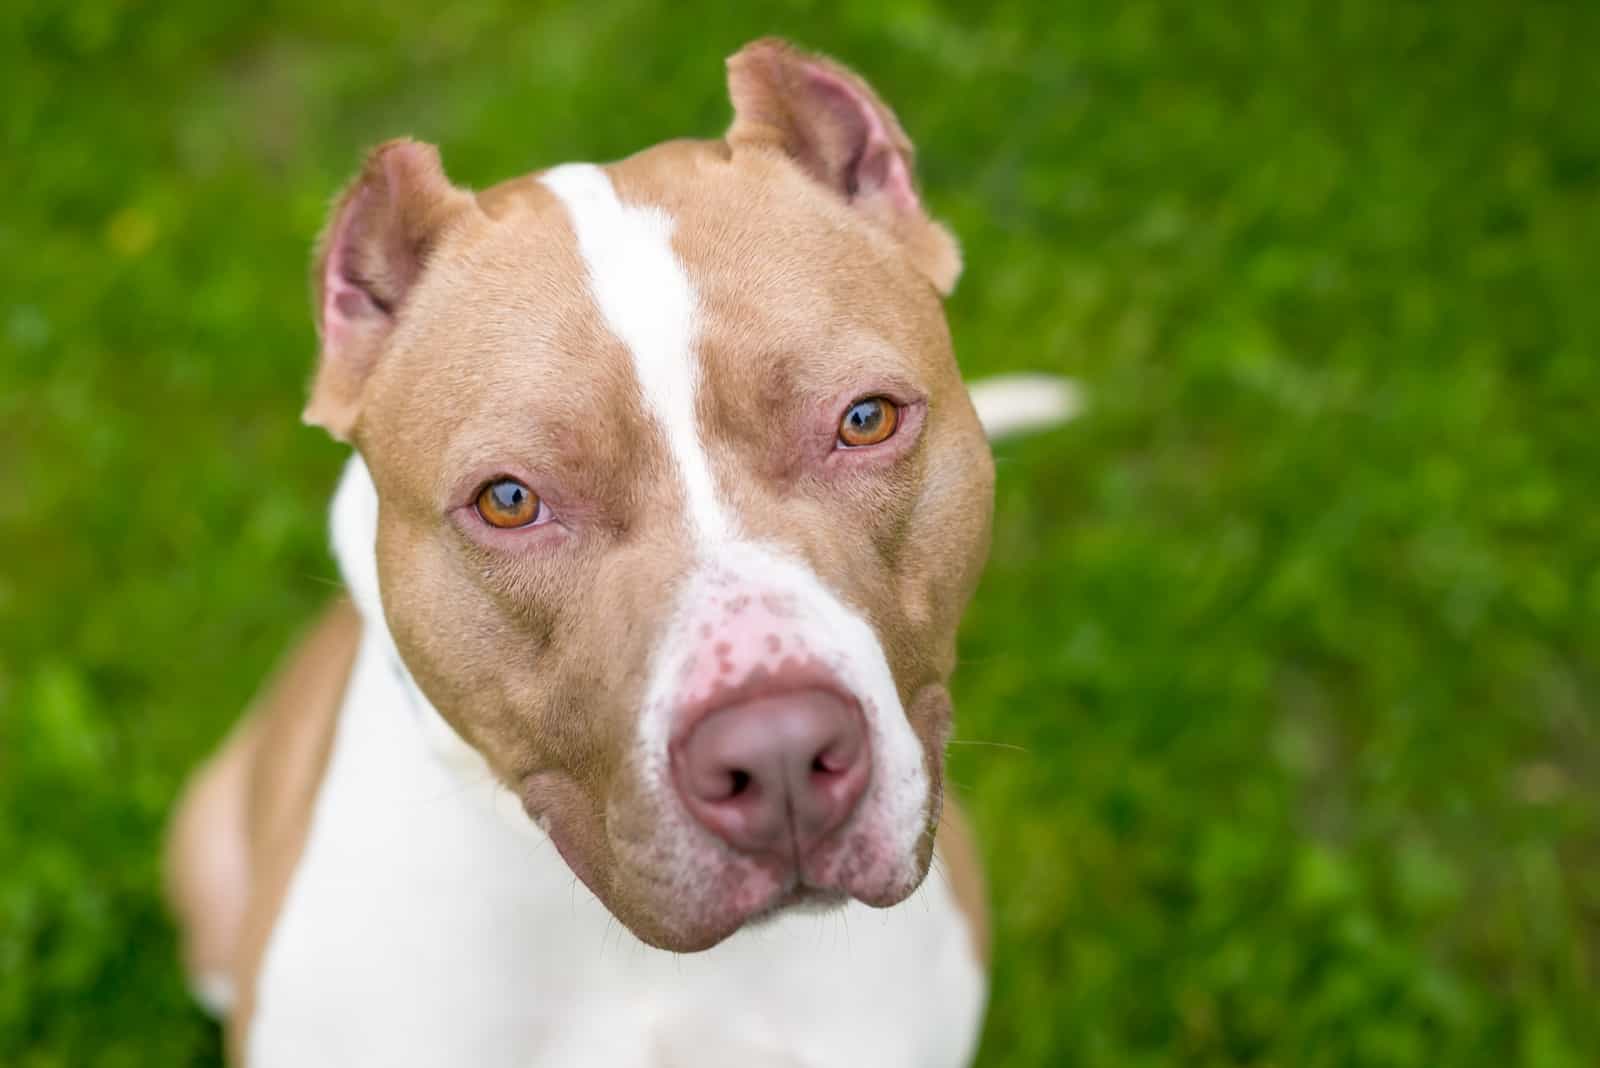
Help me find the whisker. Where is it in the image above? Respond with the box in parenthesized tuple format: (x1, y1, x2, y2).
(928, 854, 956, 911)
(946, 739, 1031, 754)
(600, 911, 620, 964)
(403, 775, 491, 809)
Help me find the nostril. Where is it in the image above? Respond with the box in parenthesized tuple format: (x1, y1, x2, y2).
(811, 746, 849, 777)
(672, 687, 870, 856)
(812, 722, 866, 777)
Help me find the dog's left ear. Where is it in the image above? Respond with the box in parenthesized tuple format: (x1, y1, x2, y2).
(305, 138, 479, 442)
(725, 38, 962, 296)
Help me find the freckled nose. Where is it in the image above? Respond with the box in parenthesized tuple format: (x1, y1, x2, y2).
(671, 689, 869, 859)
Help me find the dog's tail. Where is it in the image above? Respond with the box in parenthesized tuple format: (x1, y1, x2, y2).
(967, 374, 1083, 441)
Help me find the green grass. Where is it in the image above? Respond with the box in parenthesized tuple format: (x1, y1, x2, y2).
(3, 1, 1599, 1064)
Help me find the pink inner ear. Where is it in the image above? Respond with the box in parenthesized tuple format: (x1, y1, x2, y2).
(801, 64, 921, 215)
(320, 185, 388, 353)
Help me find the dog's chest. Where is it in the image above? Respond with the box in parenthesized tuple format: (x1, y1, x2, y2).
(247, 629, 985, 1068)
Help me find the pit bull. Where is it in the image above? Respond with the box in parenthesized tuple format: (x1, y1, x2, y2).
(167, 37, 1076, 1066)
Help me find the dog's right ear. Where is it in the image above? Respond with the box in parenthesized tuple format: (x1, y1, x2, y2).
(725, 38, 962, 296)
(305, 139, 478, 442)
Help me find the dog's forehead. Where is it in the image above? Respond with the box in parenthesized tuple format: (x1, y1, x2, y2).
(368, 141, 945, 508)
(360, 178, 639, 489)
(606, 141, 946, 363)
(463, 139, 941, 377)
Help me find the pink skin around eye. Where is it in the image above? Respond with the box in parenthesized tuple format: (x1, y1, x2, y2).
(476, 484, 551, 528)
(763, 387, 927, 483)
(837, 398, 898, 447)
(825, 395, 926, 465)
(447, 467, 567, 551)
(454, 496, 564, 552)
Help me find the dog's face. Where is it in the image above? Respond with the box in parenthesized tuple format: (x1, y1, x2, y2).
(306, 40, 994, 951)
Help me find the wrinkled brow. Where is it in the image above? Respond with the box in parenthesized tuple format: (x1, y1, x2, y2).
(435, 370, 661, 522)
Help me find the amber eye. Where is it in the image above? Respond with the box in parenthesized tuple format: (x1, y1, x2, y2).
(475, 478, 542, 529)
(838, 396, 899, 448)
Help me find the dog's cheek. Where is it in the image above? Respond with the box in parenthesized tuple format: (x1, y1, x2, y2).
(523, 770, 613, 898)
(907, 684, 954, 870)
(896, 430, 996, 668)
(906, 683, 954, 768)
(376, 520, 543, 770)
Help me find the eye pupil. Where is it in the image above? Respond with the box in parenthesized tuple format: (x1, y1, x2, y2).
(493, 483, 524, 510)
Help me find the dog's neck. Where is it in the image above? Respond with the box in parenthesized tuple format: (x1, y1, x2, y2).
(328, 451, 384, 634)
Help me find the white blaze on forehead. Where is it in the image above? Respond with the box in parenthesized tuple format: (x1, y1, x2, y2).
(539, 163, 732, 545)
(540, 166, 931, 890)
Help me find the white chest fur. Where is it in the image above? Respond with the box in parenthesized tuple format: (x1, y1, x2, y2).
(246, 458, 986, 1067)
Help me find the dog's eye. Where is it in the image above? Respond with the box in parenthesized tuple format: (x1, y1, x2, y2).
(837, 397, 899, 448)
(475, 478, 543, 529)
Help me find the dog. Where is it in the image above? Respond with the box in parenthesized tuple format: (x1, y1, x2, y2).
(166, 37, 1077, 1066)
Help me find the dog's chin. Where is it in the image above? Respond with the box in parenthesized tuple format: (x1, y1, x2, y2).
(736, 884, 849, 930)
(620, 885, 876, 953)
(610, 851, 932, 953)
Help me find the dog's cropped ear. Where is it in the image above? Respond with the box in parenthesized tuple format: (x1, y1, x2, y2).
(305, 139, 479, 442)
(725, 38, 961, 296)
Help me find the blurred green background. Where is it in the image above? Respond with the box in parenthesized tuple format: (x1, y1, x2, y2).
(3, 0, 1599, 1065)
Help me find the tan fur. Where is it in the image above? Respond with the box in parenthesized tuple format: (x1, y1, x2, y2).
(726, 39, 962, 294)
(304, 141, 480, 440)
(166, 717, 260, 989)
(608, 139, 993, 899)
(319, 137, 994, 948)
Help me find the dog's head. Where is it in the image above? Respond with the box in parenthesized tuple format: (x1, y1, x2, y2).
(306, 39, 994, 951)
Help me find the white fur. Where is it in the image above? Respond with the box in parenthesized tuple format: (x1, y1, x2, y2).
(540, 163, 732, 544)
(968, 373, 1082, 439)
(246, 456, 986, 1067)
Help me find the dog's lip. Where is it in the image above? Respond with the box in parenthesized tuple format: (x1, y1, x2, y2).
(738, 884, 850, 928)
(517, 767, 873, 888)
(528, 813, 915, 951)
(670, 872, 856, 948)
(780, 884, 850, 910)
(689, 823, 914, 929)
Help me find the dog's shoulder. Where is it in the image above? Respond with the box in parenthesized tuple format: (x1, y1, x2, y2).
(229, 596, 363, 1060)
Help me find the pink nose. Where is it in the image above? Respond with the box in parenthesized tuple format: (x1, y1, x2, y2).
(672, 689, 870, 858)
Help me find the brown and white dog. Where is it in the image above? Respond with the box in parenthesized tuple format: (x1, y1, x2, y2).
(166, 38, 1076, 1067)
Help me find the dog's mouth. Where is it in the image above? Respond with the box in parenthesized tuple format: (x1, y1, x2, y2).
(518, 664, 943, 952)
(523, 770, 930, 951)
(786, 884, 849, 908)
(740, 883, 851, 928)
(700, 812, 935, 947)
(637, 842, 924, 951)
